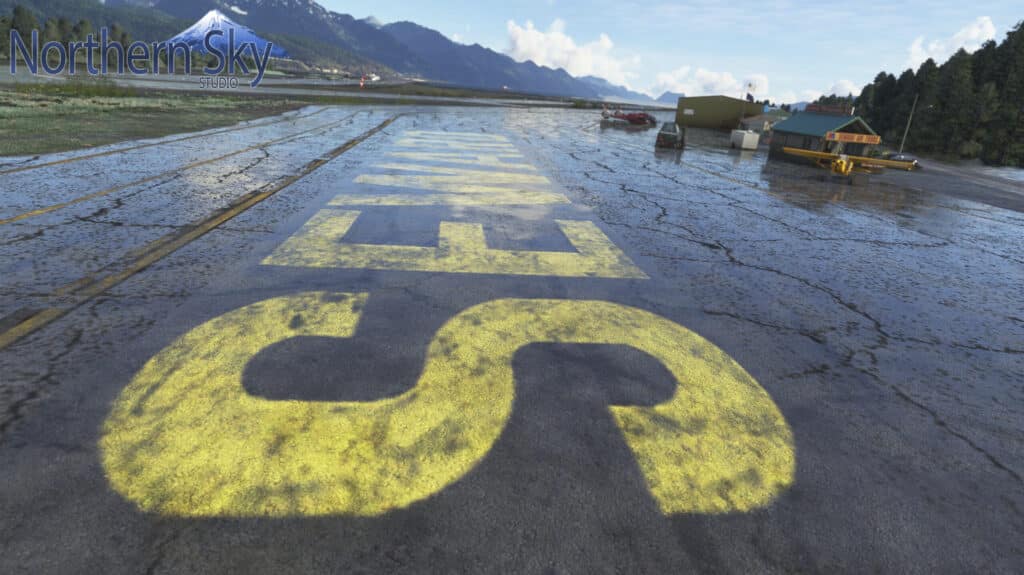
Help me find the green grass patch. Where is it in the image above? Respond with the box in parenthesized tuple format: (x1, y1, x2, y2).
(0, 85, 306, 156)
(11, 78, 141, 99)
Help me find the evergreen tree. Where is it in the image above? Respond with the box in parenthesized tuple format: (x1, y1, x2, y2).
(972, 81, 1000, 159)
(11, 5, 39, 37)
(991, 22, 1024, 165)
(934, 49, 976, 155)
(1, 14, 10, 56)
(57, 18, 73, 43)
(972, 39, 999, 88)
(854, 82, 876, 124)
(885, 69, 918, 142)
(71, 19, 93, 42)
(42, 18, 60, 44)
(906, 59, 940, 152)
(869, 73, 898, 137)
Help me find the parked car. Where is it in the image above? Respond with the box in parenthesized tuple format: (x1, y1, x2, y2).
(656, 122, 685, 149)
(885, 152, 921, 170)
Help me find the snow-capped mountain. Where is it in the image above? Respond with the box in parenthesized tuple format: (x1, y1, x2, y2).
(166, 9, 287, 58)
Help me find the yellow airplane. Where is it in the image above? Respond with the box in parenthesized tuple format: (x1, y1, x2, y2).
(783, 147, 918, 177)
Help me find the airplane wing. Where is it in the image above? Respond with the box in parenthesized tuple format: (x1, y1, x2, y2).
(782, 147, 917, 174)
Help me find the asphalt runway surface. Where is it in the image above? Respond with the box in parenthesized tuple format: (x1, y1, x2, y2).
(0, 106, 1022, 574)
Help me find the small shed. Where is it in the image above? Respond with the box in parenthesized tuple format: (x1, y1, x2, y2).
(740, 110, 791, 134)
(769, 113, 880, 159)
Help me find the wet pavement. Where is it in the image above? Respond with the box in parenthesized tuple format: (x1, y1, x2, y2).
(0, 106, 1022, 574)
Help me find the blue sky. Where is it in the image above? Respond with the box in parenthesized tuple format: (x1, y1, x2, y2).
(322, 1, 1021, 102)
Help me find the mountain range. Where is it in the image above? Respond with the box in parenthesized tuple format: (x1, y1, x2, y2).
(10, 0, 666, 101)
(656, 91, 685, 104)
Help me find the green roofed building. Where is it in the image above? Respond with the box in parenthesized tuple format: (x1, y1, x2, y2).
(769, 111, 880, 159)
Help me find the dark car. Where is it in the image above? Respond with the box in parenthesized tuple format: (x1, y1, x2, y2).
(656, 122, 685, 149)
(885, 152, 921, 170)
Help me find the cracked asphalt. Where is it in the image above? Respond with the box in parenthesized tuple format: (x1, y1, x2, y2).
(0, 106, 1022, 574)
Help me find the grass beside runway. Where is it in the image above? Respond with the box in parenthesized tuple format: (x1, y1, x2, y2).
(0, 81, 306, 157)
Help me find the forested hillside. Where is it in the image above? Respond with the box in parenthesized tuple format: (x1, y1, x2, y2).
(850, 21, 1024, 167)
(0, 0, 184, 40)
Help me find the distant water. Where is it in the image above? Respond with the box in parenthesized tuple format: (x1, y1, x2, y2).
(978, 166, 1024, 184)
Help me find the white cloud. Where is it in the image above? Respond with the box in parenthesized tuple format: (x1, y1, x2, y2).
(801, 90, 823, 102)
(649, 66, 770, 99)
(777, 90, 826, 104)
(505, 19, 639, 88)
(827, 80, 859, 97)
(907, 16, 996, 68)
(451, 33, 463, 43)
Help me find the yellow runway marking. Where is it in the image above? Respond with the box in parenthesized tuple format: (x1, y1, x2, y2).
(0, 116, 400, 352)
(402, 130, 509, 141)
(368, 163, 543, 178)
(385, 152, 537, 171)
(262, 209, 647, 278)
(353, 176, 554, 193)
(395, 139, 517, 151)
(354, 163, 553, 196)
(0, 307, 67, 350)
(101, 295, 794, 517)
(0, 110, 364, 226)
(0, 107, 330, 176)
(329, 190, 570, 206)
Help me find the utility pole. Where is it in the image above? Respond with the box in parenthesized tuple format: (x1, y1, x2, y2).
(899, 93, 919, 154)
(737, 81, 755, 128)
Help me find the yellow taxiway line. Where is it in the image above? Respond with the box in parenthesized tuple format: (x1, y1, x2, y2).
(0, 110, 364, 226)
(0, 115, 401, 351)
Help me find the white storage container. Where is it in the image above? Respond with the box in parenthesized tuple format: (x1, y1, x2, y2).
(730, 129, 760, 150)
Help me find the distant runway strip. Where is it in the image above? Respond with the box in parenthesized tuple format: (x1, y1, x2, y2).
(0, 115, 401, 351)
(0, 109, 365, 226)
(0, 107, 330, 176)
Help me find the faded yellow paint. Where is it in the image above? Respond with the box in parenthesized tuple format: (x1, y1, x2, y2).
(356, 168, 548, 189)
(386, 152, 537, 171)
(262, 210, 647, 278)
(403, 130, 509, 142)
(329, 190, 570, 206)
(352, 177, 555, 195)
(101, 291, 498, 518)
(369, 163, 543, 179)
(395, 139, 517, 151)
(101, 295, 793, 517)
(0, 115, 401, 352)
